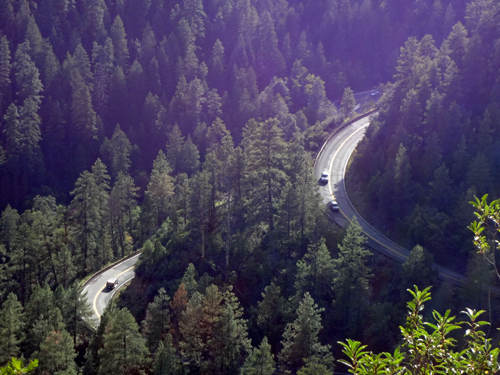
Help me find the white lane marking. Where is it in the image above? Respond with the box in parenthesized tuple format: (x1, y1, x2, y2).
(328, 123, 369, 198)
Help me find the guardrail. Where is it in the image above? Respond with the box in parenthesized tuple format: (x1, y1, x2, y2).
(81, 250, 142, 289)
(313, 108, 378, 169)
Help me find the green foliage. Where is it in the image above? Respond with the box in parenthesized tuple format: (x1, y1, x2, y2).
(0, 358, 37, 375)
(469, 194, 500, 282)
(339, 286, 500, 374)
(98, 308, 149, 375)
(152, 335, 182, 375)
(36, 329, 77, 375)
(241, 337, 275, 375)
(279, 292, 332, 373)
(0, 293, 24, 365)
(142, 288, 171, 352)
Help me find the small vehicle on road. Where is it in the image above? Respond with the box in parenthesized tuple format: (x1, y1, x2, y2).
(106, 278, 119, 289)
(320, 172, 329, 183)
(329, 200, 339, 212)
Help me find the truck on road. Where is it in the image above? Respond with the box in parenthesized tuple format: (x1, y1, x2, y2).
(106, 278, 119, 289)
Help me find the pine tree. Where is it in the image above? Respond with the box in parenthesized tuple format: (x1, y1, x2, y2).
(178, 134, 200, 176)
(0, 293, 24, 365)
(279, 292, 332, 373)
(142, 288, 171, 352)
(69, 169, 105, 272)
(178, 291, 204, 371)
(170, 283, 188, 345)
(181, 264, 199, 297)
(294, 239, 335, 306)
(255, 10, 285, 86)
(146, 150, 174, 228)
(100, 124, 132, 179)
(70, 70, 97, 140)
(188, 171, 212, 259)
(110, 15, 129, 68)
(37, 329, 77, 375)
(62, 281, 94, 346)
(208, 39, 226, 91)
(209, 287, 251, 374)
(109, 172, 138, 258)
(166, 124, 185, 173)
(332, 217, 372, 337)
(241, 337, 275, 375)
(257, 282, 289, 353)
(245, 118, 288, 232)
(0, 35, 12, 118)
(24, 284, 65, 357)
(3, 103, 21, 155)
(92, 38, 115, 120)
(153, 334, 182, 375)
(13, 40, 43, 155)
(340, 86, 356, 120)
(98, 308, 149, 375)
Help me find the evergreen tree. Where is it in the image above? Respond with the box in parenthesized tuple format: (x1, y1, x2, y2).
(37, 329, 77, 375)
(142, 288, 171, 352)
(110, 15, 129, 68)
(166, 124, 185, 173)
(70, 70, 97, 140)
(152, 334, 182, 375)
(92, 38, 115, 120)
(257, 282, 289, 353)
(241, 337, 275, 375)
(178, 291, 204, 371)
(100, 124, 132, 179)
(332, 217, 372, 338)
(69, 167, 108, 272)
(181, 264, 198, 297)
(24, 284, 65, 357)
(145, 150, 174, 228)
(188, 171, 212, 259)
(0, 36, 12, 118)
(208, 287, 251, 374)
(170, 283, 188, 345)
(294, 239, 335, 306)
(244, 118, 288, 232)
(109, 172, 138, 258)
(13, 40, 42, 155)
(178, 134, 200, 175)
(62, 281, 94, 346)
(0, 293, 24, 365)
(3, 103, 21, 155)
(340, 86, 356, 120)
(279, 292, 332, 373)
(98, 308, 149, 375)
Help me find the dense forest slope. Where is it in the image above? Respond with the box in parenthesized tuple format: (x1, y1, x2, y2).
(0, 0, 473, 210)
(349, 0, 500, 274)
(0, 0, 497, 373)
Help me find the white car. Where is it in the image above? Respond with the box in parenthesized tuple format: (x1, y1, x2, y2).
(320, 172, 329, 183)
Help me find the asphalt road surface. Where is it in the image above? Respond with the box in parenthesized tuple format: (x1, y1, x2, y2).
(83, 253, 141, 322)
(315, 115, 465, 286)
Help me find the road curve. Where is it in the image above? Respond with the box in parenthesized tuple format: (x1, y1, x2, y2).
(83, 253, 141, 322)
(315, 115, 465, 286)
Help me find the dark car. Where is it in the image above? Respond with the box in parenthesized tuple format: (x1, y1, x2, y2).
(329, 200, 339, 212)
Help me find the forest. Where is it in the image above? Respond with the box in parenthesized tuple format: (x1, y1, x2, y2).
(0, 0, 500, 373)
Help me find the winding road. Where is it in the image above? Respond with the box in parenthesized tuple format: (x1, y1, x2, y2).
(83, 253, 140, 322)
(315, 114, 465, 286)
(84, 112, 467, 321)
